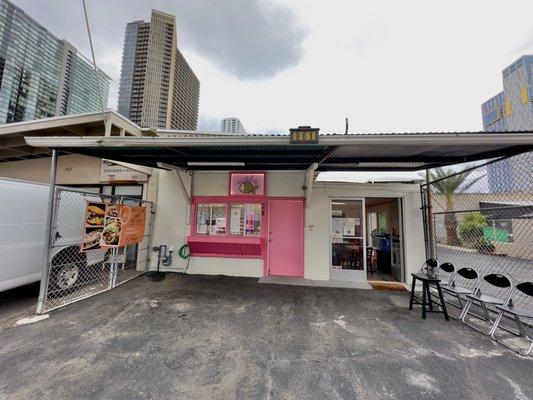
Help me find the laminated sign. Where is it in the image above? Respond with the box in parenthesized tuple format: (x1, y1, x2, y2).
(100, 204, 146, 248)
(81, 202, 146, 251)
(81, 202, 106, 251)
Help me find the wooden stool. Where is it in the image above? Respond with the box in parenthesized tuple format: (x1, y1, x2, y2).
(409, 272, 449, 321)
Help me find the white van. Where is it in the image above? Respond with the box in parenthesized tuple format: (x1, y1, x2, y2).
(0, 178, 105, 292)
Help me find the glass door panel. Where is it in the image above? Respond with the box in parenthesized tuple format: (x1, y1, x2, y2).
(330, 199, 366, 281)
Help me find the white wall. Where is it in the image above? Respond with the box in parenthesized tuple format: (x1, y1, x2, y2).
(0, 154, 102, 184)
(192, 170, 305, 197)
(151, 170, 426, 283)
(305, 182, 426, 283)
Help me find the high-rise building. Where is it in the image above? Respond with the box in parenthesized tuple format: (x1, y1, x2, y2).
(481, 55, 533, 192)
(0, 0, 110, 124)
(117, 10, 200, 130)
(221, 117, 246, 134)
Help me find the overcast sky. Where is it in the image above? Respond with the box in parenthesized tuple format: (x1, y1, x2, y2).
(12, 0, 533, 134)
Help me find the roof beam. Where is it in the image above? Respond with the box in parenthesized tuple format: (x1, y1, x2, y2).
(157, 162, 191, 205)
(0, 137, 26, 148)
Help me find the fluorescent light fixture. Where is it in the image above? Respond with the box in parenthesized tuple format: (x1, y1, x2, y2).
(356, 162, 425, 168)
(187, 161, 245, 166)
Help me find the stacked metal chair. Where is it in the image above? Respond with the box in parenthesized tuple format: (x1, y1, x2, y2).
(432, 261, 533, 356)
(489, 282, 533, 356)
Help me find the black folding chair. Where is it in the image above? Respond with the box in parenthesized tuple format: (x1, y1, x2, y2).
(489, 282, 533, 356)
(441, 267, 480, 319)
(432, 262, 455, 287)
(460, 273, 513, 333)
(419, 258, 438, 275)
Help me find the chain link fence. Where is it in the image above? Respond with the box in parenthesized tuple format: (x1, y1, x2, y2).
(38, 187, 154, 313)
(421, 152, 532, 310)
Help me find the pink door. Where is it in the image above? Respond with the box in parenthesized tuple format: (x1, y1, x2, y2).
(268, 199, 304, 277)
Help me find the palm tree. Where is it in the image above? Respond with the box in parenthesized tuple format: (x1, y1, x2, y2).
(429, 167, 485, 246)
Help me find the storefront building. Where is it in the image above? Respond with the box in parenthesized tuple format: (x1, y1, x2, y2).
(152, 169, 425, 284)
(4, 110, 532, 286)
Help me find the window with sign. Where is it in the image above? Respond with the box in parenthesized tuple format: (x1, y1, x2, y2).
(195, 202, 262, 237)
(195, 203, 227, 235)
(229, 203, 262, 236)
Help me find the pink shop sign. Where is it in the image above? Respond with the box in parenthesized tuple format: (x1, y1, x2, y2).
(229, 172, 266, 196)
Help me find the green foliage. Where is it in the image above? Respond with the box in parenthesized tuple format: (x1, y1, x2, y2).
(429, 167, 486, 199)
(429, 166, 487, 246)
(459, 212, 488, 245)
(474, 237, 495, 254)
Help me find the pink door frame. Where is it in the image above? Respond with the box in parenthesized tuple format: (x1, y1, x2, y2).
(266, 198, 305, 277)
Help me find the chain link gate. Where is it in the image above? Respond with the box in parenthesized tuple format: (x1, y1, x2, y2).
(421, 151, 533, 305)
(37, 187, 154, 313)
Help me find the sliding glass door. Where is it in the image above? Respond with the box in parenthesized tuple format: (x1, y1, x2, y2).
(330, 199, 366, 281)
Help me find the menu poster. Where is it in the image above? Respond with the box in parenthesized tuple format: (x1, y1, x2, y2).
(343, 218, 356, 237)
(100, 204, 146, 248)
(81, 201, 106, 252)
(331, 217, 343, 243)
(244, 204, 255, 235)
(197, 210, 208, 234)
(230, 206, 242, 235)
(116, 205, 146, 247)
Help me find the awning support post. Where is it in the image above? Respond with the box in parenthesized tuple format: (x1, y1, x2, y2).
(425, 169, 436, 259)
(157, 162, 191, 205)
(305, 163, 318, 209)
(36, 149, 58, 314)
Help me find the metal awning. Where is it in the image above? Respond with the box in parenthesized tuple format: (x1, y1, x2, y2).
(0, 110, 142, 162)
(23, 131, 533, 171)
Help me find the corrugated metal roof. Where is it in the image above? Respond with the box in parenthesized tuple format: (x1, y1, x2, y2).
(24, 132, 533, 172)
(158, 130, 533, 139)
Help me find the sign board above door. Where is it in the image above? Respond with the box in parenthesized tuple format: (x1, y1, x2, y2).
(100, 160, 149, 183)
(229, 172, 266, 196)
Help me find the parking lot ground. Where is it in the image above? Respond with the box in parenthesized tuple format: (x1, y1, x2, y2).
(0, 282, 39, 332)
(0, 273, 531, 400)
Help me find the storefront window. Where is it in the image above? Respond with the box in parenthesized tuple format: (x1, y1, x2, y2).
(196, 203, 227, 235)
(229, 203, 261, 236)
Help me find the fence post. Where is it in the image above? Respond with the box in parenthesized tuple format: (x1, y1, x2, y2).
(425, 169, 435, 259)
(36, 150, 58, 314)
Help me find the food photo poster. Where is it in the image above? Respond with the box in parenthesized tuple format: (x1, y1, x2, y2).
(81, 202, 105, 251)
(81, 202, 146, 252)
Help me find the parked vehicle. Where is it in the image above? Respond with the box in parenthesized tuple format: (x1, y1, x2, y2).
(0, 178, 105, 292)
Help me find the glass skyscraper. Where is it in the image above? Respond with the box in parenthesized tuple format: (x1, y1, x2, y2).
(0, 0, 110, 124)
(481, 55, 533, 192)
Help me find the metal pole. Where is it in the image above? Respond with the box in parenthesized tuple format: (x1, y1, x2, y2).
(81, 0, 106, 120)
(36, 150, 58, 314)
(425, 169, 435, 259)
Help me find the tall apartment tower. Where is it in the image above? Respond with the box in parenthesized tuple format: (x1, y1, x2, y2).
(481, 55, 533, 192)
(221, 117, 246, 134)
(117, 10, 200, 130)
(0, 0, 110, 124)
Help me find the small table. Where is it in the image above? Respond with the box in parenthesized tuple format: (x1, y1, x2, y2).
(409, 272, 449, 321)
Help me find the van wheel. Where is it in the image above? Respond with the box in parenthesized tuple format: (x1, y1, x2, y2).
(56, 264, 80, 290)
(49, 250, 86, 294)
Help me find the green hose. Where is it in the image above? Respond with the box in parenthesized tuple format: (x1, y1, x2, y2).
(178, 244, 190, 259)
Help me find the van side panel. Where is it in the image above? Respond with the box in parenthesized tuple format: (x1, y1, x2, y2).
(0, 179, 48, 291)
